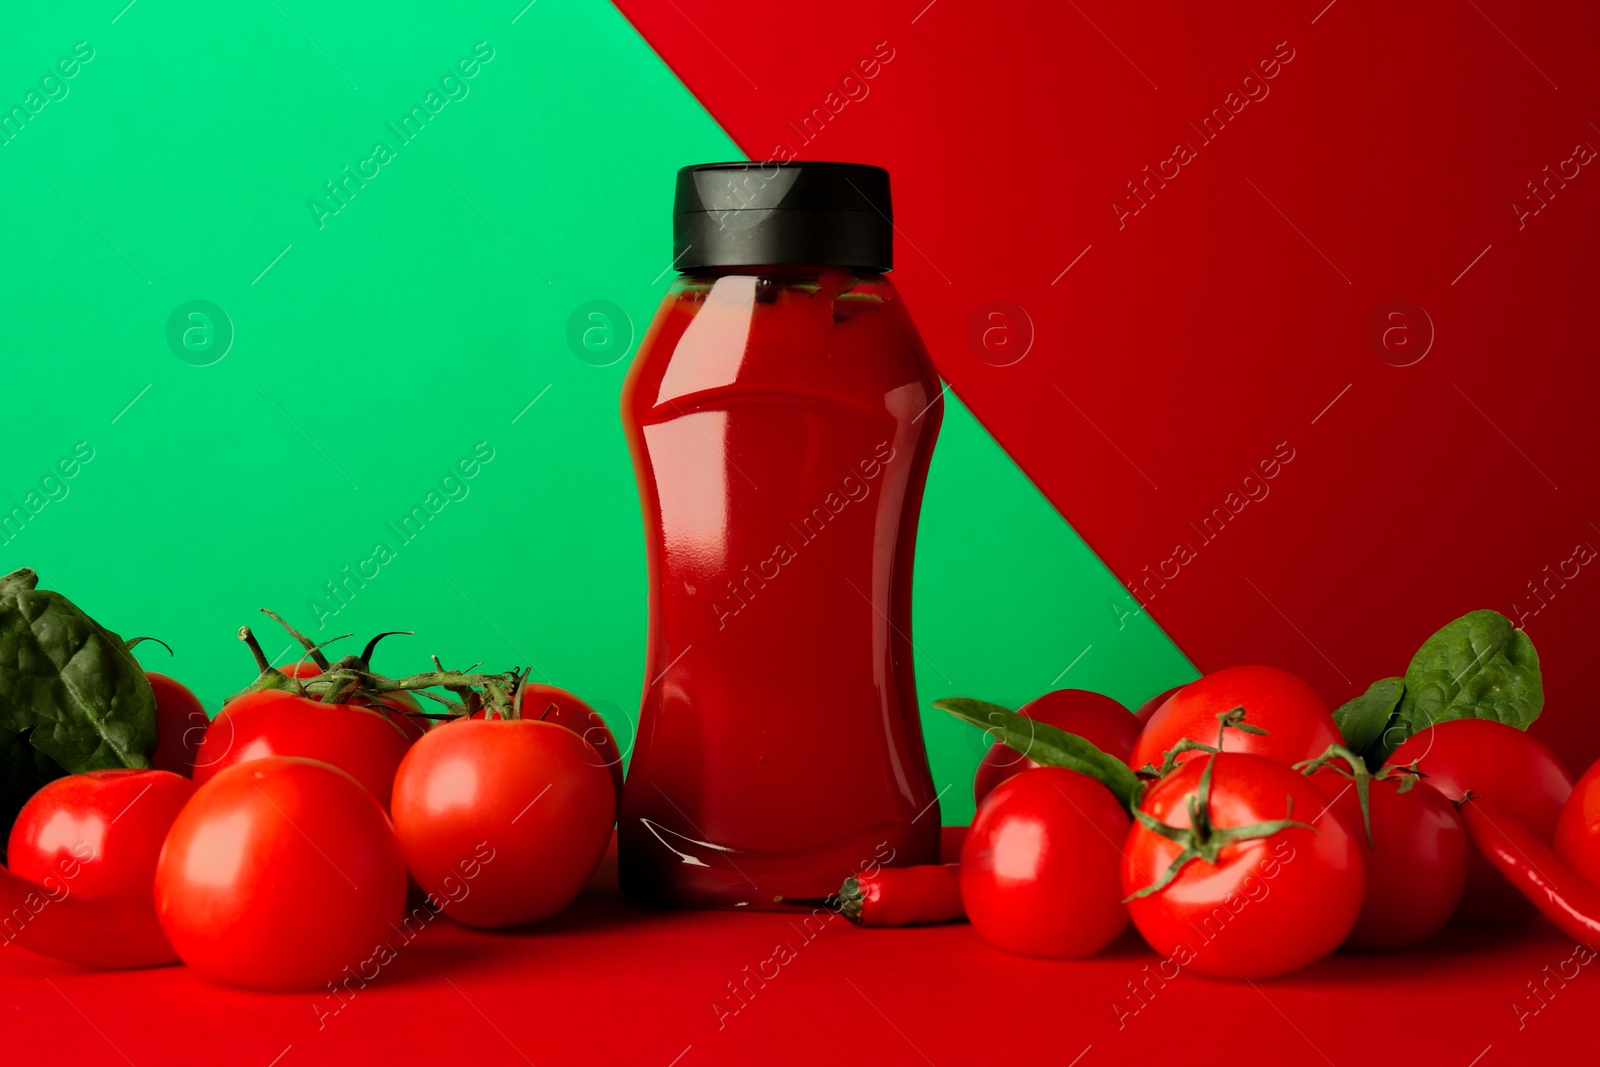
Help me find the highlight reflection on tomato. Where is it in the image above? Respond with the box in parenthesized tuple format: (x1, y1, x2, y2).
(961, 767, 1130, 959)
(391, 719, 615, 928)
(1122, 754, 1363, 979)
(194, 689, 412, 808)
(154, 756, 407, 991)
(8, 769, 195, 897)
(1129, 665, 1339, 772)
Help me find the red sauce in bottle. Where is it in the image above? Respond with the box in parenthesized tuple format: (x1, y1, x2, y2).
(618, 263, 943, 909)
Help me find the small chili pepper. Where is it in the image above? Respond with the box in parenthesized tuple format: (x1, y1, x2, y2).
(1, 866, 176, 969)
(837, 864, 965, 927)
(1459, 795, 1600, 945)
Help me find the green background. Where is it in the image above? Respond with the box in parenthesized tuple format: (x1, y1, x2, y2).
(0, 0, 1193, 824)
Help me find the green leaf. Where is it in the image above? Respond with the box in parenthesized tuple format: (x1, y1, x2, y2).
(933, 696, 1141, 810)
(0, 568, 155, 778)
(1332, 676, 1404, 756)
(1376, 610, 1542, 761)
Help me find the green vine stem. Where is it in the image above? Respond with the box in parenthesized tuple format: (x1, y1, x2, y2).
(1294, 742, 1425, 848)
(228, 612, 521, 721)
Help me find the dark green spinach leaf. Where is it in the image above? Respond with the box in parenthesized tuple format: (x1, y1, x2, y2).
(0, 568, 155, 781)
(1361, 609, 1542, 763)
(1332, 675, 1403, 756)
(1398, 609, 1541, 730)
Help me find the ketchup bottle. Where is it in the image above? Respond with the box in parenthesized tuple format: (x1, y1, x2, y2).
(618, 162, 943, 910)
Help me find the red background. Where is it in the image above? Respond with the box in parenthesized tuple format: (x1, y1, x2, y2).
(612, 0, 1600, 771)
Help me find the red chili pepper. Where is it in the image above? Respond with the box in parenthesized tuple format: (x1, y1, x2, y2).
(838, 864, 965, 927)
(1, 867, 176, 969)
(1459, 795, 1600, 945)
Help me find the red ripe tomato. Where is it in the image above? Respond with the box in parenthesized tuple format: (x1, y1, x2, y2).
(352, 691, 429, 742)
(390, 719, 615, 928)
(513, 683, 625, 799)
(1309, 768, 1467, 949)
(1135, 684, 1185, 724)
(961, 767, 1130, 958)
(1123, 753, 1363, 979)
(1556, 758, 1600, 888)
(154, 756, 407, 990)
(275, 660, 322, 679)
(275, 662, 430, 742)
(1388, 719, 1573, 924)
(7, 769, 195, 897)
(195, 690, 412, 808)
(146, 673, 209, 777)
(1129, 665, 1339, 773)
(972, 690, 1139, 805)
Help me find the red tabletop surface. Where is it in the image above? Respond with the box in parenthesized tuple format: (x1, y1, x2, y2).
(3, 831, 1592, 1067)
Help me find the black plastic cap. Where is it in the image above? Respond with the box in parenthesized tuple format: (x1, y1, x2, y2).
(673, 161, 893, 273)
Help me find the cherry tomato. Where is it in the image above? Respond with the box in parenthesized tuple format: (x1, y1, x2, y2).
(972, 690, 1139, 805)
(1556, 758, 1600, 889)
(961, 767, 1130, 958)
(512, 682, 625, 799)
(1135, 684, 1185, 724)
(145, 672, 209, 777)
(1129, 665, 1339, 773)
(390, 719, 615, 928)
(154, 756, 407, 990)
(7, 769, 195, 897)
(1309, 767, 1467, 949)
(1123, 753, 1363, 979)
(1388, 720, 1573, 924)
(195, 689, 412, 808)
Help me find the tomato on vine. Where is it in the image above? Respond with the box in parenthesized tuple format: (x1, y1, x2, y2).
(1122, 751, 1363, 979)
(1300, 747, 1466, 949)
(1129, 665, 1339, 773)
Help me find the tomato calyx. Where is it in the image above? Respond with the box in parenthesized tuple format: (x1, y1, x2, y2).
(1294, 743, 1424, 848)
(1125, 712, 1306, 901)
(1135, 706, 1264, 779)
(1126, 750, 1312, 900)
(226, 610, 520, 723)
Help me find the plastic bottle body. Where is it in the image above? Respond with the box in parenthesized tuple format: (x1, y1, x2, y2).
(618, 268, 942, 909)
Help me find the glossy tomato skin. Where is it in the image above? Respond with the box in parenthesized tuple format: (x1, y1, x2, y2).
(7, 769, 195, 897)
(1123, 754, 1363, 979)
(195, 690, 412, 809)
(352, 691, 429, 742)
(1555, 758, 1600, 889)
(154, 756, 407, 991)
(1310, 768, 1467, 949)
(1389, 720, 1572, 924)
(146, 672, 209, 777)
(1129, 665, 1338, 773)
(513, 683, 625, 800)
(275, 662, 428, 739)
(961, 767, 1130, 958)
(1135, 685, 1186, 724)
(275, 661, 429, 741)
(390, 719, 615, 928)
(973, 690, 1139, 806)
